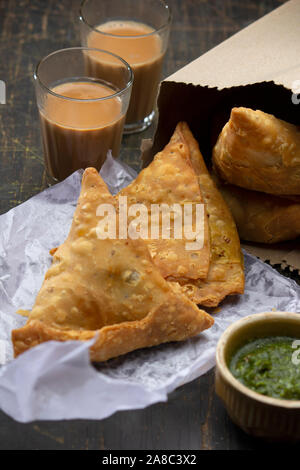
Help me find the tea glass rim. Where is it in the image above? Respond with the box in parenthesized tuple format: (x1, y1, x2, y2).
(79, 0, 172, 39)
(34, 46, 134, 103)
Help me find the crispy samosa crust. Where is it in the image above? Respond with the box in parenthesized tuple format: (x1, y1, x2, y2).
(168, 123, 244, 307)
(213, 107, 300, 195)
(214, 174, 300, 244)
(118, 127, 210, 281)
(12, 168, 213, 361)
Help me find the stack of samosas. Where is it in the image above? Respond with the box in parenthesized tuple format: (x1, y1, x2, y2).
(13, 123, 245, 362)
(213, 107, 300, 244)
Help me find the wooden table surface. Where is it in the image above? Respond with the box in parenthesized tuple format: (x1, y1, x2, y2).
(0, 0, 298, 450)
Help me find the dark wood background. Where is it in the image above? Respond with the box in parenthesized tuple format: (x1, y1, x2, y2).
(0, 0, 297, 450)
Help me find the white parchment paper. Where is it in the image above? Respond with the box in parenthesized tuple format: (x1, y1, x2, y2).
(0, 152, 299, 422)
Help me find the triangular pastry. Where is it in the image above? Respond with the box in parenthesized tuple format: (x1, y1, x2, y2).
(12, 168, 213, 361)
(168, 123, 244, 307)
(118, 126, 210, 281)
(214, 175, 300, 244)
(213, 107, 300, 195)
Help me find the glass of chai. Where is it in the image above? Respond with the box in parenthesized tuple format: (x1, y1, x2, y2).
(79, 0, 171, 134)
(34, 47, 133, 184)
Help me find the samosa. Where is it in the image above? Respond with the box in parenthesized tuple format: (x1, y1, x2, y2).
(214, 175, 300, 244)
(213, 107, 300, 195)
(118, 126, 210, 281)
(12, 168, 213, 362)
(168, 123, 245, 307)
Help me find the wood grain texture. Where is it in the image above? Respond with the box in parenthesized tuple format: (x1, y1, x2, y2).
(0, 0, 297, 450)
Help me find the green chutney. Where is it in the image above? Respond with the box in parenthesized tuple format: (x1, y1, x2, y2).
(229, 336, 300, 400)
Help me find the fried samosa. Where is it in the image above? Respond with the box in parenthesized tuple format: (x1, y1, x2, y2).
(12, 168, 213, 361)
(168, 123, 244, 307)
(214, 175, 300, 243)
(118, 126, 210, 281)
(213, 107, 300, 195)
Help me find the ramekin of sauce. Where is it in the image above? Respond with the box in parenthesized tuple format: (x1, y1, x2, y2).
(215, 312, 300, 441)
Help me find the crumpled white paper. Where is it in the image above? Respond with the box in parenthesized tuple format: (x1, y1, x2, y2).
(0, 152, 299, 422)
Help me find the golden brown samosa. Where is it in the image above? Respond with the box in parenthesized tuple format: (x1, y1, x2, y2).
(214, 175, 300, 244)
(12, 168, 213, 361)
(168, 123, 244, 307)
(213, 107, 300, 195)
(118, 126, 210, 281)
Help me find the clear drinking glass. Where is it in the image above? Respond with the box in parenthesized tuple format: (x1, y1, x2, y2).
(79, 0, 171, 134)
(34, 47, 133, 184)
